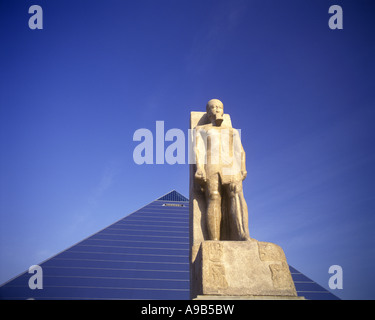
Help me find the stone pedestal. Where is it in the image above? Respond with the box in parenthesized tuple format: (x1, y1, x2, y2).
(190, 240, 298, 299)
(194, 295, 305, 300)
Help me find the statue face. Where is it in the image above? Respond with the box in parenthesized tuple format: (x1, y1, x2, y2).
(207, 99, 224, 122)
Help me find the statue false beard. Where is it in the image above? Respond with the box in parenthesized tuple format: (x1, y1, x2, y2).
(209, 113, 223, 126)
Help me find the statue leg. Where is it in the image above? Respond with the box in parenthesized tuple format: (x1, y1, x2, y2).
(225, 181, 250, 241)
(205, 174, 222, 241)
(238, 188, 250, 240)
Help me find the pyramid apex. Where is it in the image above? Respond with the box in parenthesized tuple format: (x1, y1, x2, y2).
(157, 190, 188, 202)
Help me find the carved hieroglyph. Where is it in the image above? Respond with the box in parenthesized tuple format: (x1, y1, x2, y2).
(205, 242, 228, 291)
(258, 241, 286, 261)
(269, 262, 296, 290)
(257, 242, 295, 290)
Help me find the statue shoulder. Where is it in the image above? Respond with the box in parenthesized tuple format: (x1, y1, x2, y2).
(194, 124, 211, 131)
(232, 127, 240, 135)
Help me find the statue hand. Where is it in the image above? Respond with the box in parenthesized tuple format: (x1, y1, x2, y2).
(195, 169, 207, 184)
(241, 170, 247, 180)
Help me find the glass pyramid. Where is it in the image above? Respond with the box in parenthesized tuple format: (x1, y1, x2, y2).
(0, 190, 339, 300)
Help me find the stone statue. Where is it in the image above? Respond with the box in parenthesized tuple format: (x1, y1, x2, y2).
(189, 99, 300, 299)
(193, 99, 250, 241)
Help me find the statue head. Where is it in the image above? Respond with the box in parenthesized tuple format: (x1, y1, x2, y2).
(206, 99, 224, 126)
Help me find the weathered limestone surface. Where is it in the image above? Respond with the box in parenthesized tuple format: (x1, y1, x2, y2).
(191, 240, 297, 298)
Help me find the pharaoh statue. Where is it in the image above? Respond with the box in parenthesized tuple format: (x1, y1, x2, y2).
(192, 99, 250, 241)
(189, 99, 299, 299)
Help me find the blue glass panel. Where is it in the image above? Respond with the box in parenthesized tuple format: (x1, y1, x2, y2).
(42, 258, 189, 271)
(1, 286, 189, 300)
(117, 220, 188, 228)
(291, 273, 313, 282)
(136, 209, 188, 215)
(294, 281, 330, 292)
(40, 276, 188, 290)
(70, 244, 188, 256)
(110, 223, 188, 231)
(298, 291, 340, 300)
(90, 234, 188, 244)
(79, 239, 188, 250)
(107, 225, 188, 232)
(124, 216, 188, 223)
(42, 266, 189, 280)
(97, 228, 188, 238)
(57, 251, 188, 263)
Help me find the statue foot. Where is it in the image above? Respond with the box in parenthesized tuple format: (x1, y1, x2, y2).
(241, 234, 251, 241)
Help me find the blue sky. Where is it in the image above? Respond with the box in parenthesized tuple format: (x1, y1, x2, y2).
(0, 0, 374, 299)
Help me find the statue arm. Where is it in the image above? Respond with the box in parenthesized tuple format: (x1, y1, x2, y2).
(194, 127, 207, 183)
(233, 128, 247, 180)
(241, 144, 247, 180)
